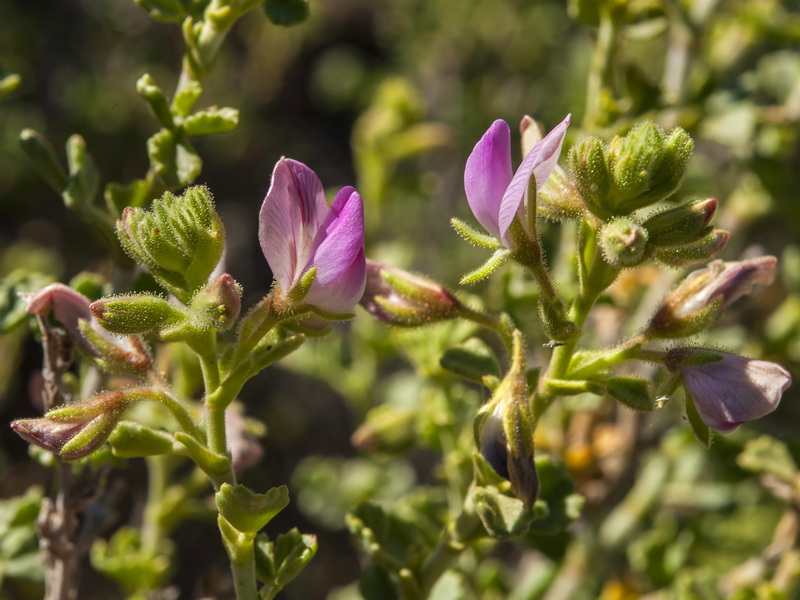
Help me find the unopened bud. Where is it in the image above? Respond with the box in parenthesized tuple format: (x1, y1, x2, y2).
(648, 256, 777, 338)
(11, 388, 145, 460)
(643, 198, 717, 247)
(606, 123, 693, 214)
(568, 136, 612, 219)
(359, 260, 462, 326)
(538, 296, 578, 343)
(117, 186, 225, 303)
(653, 229, 730, 267)
(90, 294, 186, 334)
(474, 331, 538, 508)
(191, 274, 242, 331)
(598, 217, 648, 268)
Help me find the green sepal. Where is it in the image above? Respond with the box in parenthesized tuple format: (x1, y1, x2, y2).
(247, 333, 305, 376)
(136, 74, 175, 129)
(306, 305, 356, 322)
(439, 343, 499, 383)
(653, 229, 730, 267)
(685, 392, 712, 448)
(604, 376, 654, 411)
(472, 486, 539, 539)
(182, 107, 239, 136)
(288, 267, 316, 304)
(173, 431, 231, 481)
(263, 0, 310, 26)
(451, 217, 502, 249)
(147, 128, 202, 188)
(91, 294, 187, 335)
(173, 80, 203, 117)
(108, 421, 174, 458)
(568, 136, 611, 220)
(737, 436, 798, 484)
(215, 484, 290, 535)
(254, 529, 318, 598)
(19, 129, 69, 193)
(460, 249, 510, 285)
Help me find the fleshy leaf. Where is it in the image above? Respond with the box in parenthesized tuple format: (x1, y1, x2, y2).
(215, 484, 290, 535)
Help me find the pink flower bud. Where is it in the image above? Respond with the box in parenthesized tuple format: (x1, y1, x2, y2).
(666, 348, 792, 433)
(359, 260, 462, 326)
(24, 283, 152, 374)
(11, 389, 136, 459)
(191, 274, 242, 331)
(649, 256, 777, 338)
(259, 158, 366, 314)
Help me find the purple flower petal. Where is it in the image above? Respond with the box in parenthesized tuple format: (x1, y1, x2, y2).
(259, 158, 328, 291)
(681, 352, 792, 432)
(464, 120, 513, 239)
(498, 114, 570, 246)
(303, 188, 367, 313)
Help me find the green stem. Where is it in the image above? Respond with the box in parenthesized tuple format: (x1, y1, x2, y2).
(142, 456, 169, 554)
(458, 306, 514, 351)
(230, 544, 257, 600)
(153, 389, 203, 441)
(584, 7, 619, 131)
(419, 510, 482, 597)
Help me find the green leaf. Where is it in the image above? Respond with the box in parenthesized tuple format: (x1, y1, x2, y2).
(263, 0, 310, 26)
(147, 129, 202, 188)
(173, 431, 231, 482)
(173, 80, 203, 117)
(182, 107, 239, 136)
(737, 435, 797, 484)
(63, 134, 100, 210)
(136, 74, 174, 129)
(215, 484, 289, 535)
(0, 69, 21, 100)
(19, 129, 69, 193)
(90, 527, 171, 594)
(685, 392, 712, 448)
(108, 421, 175, 458)
(0, 271, 54, 332)
(604, 376, 654, 411)
(104, 179, 150, 215)
(132, 0, 185, 23)
(440, 344, 499, 383)
(255, 529, 318, 598)
(460, 249, 510, 285)
(473, 486, 537, 539)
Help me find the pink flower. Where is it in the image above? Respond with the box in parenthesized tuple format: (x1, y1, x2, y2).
(667, 348, 792, 433)
(464, 115, 570, 249)
(259, 158, 366, 314)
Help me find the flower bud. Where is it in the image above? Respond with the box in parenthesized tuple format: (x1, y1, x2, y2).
(606, 123, 693, 215)
(358, 260, 462, 326)
(598, 217, 649, 268)
(190, 274, 242, 331)
(537, 295, 578, 343)
(643, 198, 717, 247)
(653, 229, 730, 267)
(648, 256, 777, 338)
(11, 388, 145, 460)
(90, 294, 186, 335)
(568, 136, 612, 219)
(24, 283, 152, 375)
(473, 331, 538, 508)
(117, 186, 225, 304)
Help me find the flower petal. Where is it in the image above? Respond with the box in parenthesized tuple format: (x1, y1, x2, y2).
(464, 120, 513, 239)
(682, 353, 792, 432)
(498, 114, 570, 246)
(259, 158, 328, 290)
(303, 188, 367, 313)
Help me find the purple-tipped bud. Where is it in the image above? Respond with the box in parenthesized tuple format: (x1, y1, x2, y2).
(644, 198, 718, 247)
(359, 260, 462, 326)
(648, 256, 778, 338)
(666, 348, 792, 433)
(598, 217, 649, 268)
(191, 274, 242, 331)
(12, 389, 138, 460)
(653, 229, 730, 267)
(24, 283, 152, 374)
(465, 115, 571, 248)
(473, 331, 538, 508)
(259, 158, 366, 314)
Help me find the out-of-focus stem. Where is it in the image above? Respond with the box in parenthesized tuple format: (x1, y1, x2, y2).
(584, 9, 619, 131)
